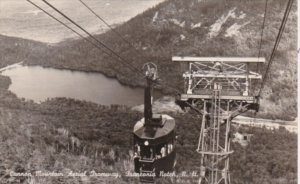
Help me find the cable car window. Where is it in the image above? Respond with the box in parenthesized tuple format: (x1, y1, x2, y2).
(167, 138, 174, 153)
(134, 144, 141, 156)
(140, 145, 154, 159)
(168, 143, 173, 153)
(155, 143, 167, 158)
(162, 145, 167, 157)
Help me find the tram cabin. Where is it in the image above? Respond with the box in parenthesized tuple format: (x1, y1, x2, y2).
(133, 114, 176, 176)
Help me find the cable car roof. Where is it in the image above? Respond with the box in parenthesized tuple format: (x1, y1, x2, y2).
(133, 114, 175, 142)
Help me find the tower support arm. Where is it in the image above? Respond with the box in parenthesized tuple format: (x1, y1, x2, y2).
(183, 73, 262, 79)
(172, 56, 266, 63)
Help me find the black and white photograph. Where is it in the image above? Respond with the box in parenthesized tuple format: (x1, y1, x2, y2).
(0, 0, 297, 183)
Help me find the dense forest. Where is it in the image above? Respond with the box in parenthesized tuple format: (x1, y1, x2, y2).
(0, 74, 297, 183)
(0, 35, 48, 68)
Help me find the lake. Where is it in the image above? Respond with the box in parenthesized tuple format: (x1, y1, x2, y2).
(1, 64, 146, 106)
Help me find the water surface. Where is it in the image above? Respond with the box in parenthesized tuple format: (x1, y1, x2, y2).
(2, 65, 144, 106)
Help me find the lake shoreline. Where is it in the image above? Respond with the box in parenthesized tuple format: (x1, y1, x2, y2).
(1, 64, 146, 106)
(0, 60, 144, 89)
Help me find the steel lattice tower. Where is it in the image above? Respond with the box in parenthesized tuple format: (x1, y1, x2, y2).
(173, 57, 264, 184)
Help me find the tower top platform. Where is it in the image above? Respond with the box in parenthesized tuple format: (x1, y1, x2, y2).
(172, 56, 265, 63)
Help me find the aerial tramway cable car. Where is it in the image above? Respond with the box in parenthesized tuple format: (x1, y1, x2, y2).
(133, 63, 176, 183)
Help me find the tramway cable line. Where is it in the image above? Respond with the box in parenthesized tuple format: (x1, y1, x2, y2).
(252, 0, 268, 134)
(257, 0, 269, 61)
(28, 0, 182, 96)
(77, 0, 183, 95)
(254, 0, 293, 124)
(26, 0, 133, 69)
(253, 0, 269, 89)
(77, 0, 145, 57)
(27, 0, 142, 76)
(257, 0, 294, 97)
(42, 0, 145, 76)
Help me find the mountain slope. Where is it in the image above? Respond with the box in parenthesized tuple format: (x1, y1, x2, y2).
(22, 0, 297, 120)
(0, 76, 296, 184)
(0, 34, 48, 68)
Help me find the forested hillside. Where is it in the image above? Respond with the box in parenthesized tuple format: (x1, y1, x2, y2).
(20, 0, 297, 120)
(0, 35, 48, 68)
(0, 74, 296, 184)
